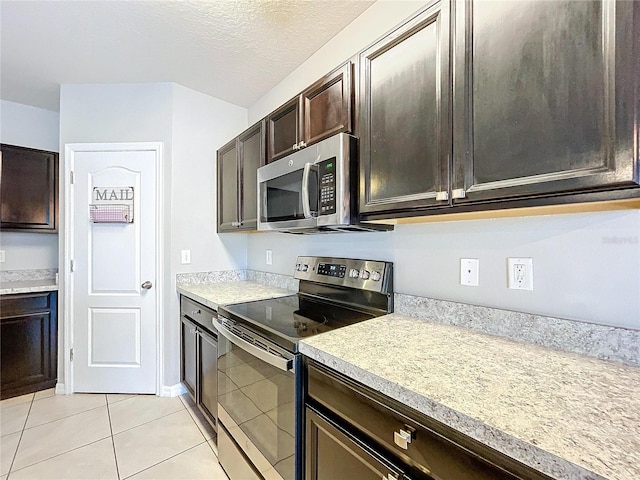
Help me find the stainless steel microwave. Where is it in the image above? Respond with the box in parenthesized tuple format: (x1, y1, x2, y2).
(258, 133, 390, 234)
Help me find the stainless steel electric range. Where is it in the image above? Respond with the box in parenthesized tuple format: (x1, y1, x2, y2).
(214, 256, 394, 480)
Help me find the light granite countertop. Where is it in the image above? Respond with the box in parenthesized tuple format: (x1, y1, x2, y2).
(177, 281, 294, 311)
(299, 313, 640, 480)
(0, 279, 59, 295)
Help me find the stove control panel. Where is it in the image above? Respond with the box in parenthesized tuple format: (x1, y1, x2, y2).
(294, 256, 393, 294)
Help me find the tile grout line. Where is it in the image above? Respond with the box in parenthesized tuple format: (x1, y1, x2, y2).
(119, 440, 211, 480)
(18, 403, 107, 433)
(105, 394, 122, 480)
(5, 393, 35, 479)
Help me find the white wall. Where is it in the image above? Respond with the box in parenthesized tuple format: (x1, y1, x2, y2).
(247, 211, 640, 330)
(168, 84, 248, 384)
(58, 82, 248, 390)
(246, 0, 640, 331)
(0, 100, 60, 270)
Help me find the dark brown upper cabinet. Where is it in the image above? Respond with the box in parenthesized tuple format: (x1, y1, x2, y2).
(451, 0, 640, 205)
(0, 144, 58, 232)
(217, 120, 266, 232)
(267, 61, 354, 164)
(359, 2, 451, 216)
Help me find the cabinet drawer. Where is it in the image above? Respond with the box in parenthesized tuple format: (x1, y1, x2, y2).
(307, 362, 551, 480)
(180, 296, 217, 333)
(1, 293, 53, 317)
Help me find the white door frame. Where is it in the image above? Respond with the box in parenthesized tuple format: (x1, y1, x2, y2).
(63, 142, 165, 395)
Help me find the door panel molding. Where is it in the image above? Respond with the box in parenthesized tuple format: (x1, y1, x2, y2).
(63, 142, 164, 395)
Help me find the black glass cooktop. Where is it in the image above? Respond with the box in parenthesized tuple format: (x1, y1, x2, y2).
(218, 295, 377, 352)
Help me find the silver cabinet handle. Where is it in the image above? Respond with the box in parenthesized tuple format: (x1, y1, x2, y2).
(393, 427, 413, 450)
(231, 221, 241, 227)
(292, 143, 299, 151)
(382, 474, 399, 480)
(298, 141, 307, 148)
(191, 309, 201, 317)
(141, 281, 153, 289)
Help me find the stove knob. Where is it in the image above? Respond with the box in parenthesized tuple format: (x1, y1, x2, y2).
(359, 269, 370, 280)
(349, 268, 359, 278)
(302, 264, 309, 272)
(371, 271, 382, 281)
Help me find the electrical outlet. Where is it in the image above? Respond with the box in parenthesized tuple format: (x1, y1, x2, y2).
(266, 249, 273, 265)
(181, 250, 191, 265)
(0, 250, 5, 263)
(460, 258, 479, 286)
(508, 257, 533, 290)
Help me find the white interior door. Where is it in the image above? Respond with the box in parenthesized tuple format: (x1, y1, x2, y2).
(69, 145, 159, 393)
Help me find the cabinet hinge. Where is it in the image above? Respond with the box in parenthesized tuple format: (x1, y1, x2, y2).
(70, 348, 74, 361)
(70, 171, 74, 184)
(70, 260, 75, 272)
(452, 188, 467, 199)
(435, 191, 449, 201)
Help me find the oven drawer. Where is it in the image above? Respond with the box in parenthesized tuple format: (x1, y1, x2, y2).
(306, 361, 551, 480)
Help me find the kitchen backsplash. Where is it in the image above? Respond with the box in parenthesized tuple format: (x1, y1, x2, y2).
(0, 269, 58, 282)
(395, 293, 640, 367)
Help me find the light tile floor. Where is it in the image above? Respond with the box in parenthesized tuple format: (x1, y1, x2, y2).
(0, 389, 229, 480)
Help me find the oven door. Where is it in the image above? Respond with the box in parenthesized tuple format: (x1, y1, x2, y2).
(215, 317, 296, 480)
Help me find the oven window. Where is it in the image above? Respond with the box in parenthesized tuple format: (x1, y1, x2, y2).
(262, 169, 318, 222)
(218, 336, 295, 480)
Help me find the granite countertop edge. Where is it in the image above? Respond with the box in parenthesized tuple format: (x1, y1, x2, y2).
(298, 323, 609, 480)
(177, 280, 295, 311)
(0, 280, 59, 295)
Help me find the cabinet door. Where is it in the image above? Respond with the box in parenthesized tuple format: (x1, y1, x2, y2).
(238, 120, 266, 231)
(180, 317, 197, 400)
(359, 3, 451, 216)
(0, 144, 58, 231)
(306, 407, 408, 480)
(452, 0, 640, 204)
(267, 97, 301, 163)
(302, 61, 353, 147)
(217, 138, 240, 232)
(197, 328, 217, 426)
(1, 293, 57, 400)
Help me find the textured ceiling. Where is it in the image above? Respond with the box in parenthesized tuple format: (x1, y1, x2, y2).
(0, 0, 374, 111)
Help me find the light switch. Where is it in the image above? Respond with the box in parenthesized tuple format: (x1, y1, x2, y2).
(181, 250, 191, 265)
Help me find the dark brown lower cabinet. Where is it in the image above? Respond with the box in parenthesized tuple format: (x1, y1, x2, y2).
(306, 406, 408, 480)
(305, 360, 552, 480)
(1, 292, 58, 400)
(180, 296, 217, 430)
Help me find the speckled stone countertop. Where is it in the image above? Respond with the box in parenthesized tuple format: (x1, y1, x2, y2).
(0, 279, 59, 295)
(299, 313, 640, 480)
(177, 281, 294, 311)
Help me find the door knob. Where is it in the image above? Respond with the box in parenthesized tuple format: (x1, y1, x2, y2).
(141, 281, 153, 289)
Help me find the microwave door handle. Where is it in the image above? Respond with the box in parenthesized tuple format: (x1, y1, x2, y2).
(301, 162, 317, 219)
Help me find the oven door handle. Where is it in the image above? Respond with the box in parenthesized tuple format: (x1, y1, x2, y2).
(213, 318, 293, 372)
(301, 162, 318, 219)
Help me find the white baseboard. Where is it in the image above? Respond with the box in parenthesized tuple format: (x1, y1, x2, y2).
(55, 383, 66, 395)
(161, 383, 187, 397)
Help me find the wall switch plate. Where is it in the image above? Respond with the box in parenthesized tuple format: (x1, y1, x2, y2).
(266, 249, 273, 265)
(0, 250, 5, 263)
(508, 257, 533, 290)
(181, 250, 191, 265)
(460, 258, 479, 286)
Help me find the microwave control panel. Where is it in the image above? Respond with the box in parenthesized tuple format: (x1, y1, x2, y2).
(319, 158, 336, 215)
